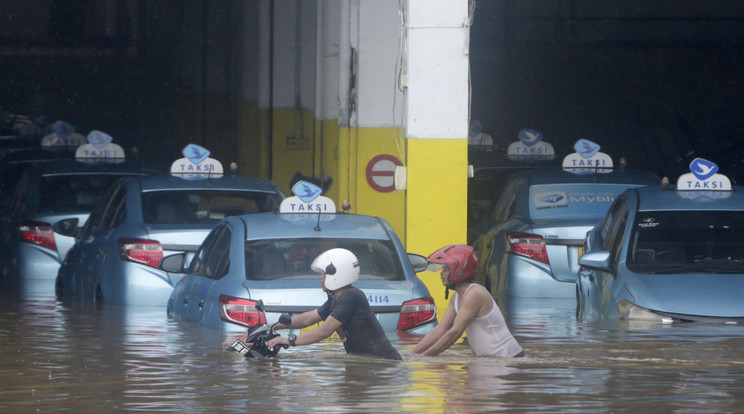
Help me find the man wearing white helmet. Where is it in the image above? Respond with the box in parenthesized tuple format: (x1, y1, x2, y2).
(267, 248, 401, 360)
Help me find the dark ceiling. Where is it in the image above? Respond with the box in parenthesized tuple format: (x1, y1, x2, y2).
(469, 1, 744, 183)
(2, 1, 744, 182)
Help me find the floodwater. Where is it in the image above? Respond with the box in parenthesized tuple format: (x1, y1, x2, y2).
(3, 290, 744, 414)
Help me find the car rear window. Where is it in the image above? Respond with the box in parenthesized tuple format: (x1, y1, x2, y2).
(529, 183, 638, 220)
(142, 190, 281, 224)
(39, 174, 129, 211)
(627, 210, 744, 273)
(244, 238, 405, 282)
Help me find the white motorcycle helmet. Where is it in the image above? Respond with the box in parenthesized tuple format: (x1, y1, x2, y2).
(311, 248, 360, 291)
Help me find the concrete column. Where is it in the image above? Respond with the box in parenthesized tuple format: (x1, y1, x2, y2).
(404, 0, 471, 310)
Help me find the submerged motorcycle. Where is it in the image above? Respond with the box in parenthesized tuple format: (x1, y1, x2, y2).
(227, 313, 292, 358)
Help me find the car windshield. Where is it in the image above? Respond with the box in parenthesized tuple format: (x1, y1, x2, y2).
(39, 174, 130, 211)
(142, 190, 280, 225)
(529, 183, 635, 220)
(244, 237, 405, 282)
(628, 210, 744, 274)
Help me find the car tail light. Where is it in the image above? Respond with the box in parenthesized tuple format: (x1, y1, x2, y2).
(506, 232, 549, 264)
(219, 295, 267, 327)
(17, 220, 56, 250)
(119, 238, 164, 268)
(397, 296, 436, 331)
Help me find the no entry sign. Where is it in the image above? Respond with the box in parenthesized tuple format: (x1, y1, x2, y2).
(366, 154, 402, 193)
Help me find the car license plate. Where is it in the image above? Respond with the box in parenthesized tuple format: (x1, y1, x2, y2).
(227, 339, 250, 356)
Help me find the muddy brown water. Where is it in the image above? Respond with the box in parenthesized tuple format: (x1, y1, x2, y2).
(2, 290, 744, 413)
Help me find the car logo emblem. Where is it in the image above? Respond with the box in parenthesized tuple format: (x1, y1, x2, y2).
(539, 193, 564, 204)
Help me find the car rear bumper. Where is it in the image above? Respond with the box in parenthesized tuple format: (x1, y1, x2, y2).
(506, 257, 576, 298)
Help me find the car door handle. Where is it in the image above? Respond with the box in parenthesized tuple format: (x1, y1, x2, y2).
(183, 298, 188, 305)
(198, 300, 205, 311)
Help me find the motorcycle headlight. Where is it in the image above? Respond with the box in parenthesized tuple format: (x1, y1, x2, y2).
(617, 300, 673, 324)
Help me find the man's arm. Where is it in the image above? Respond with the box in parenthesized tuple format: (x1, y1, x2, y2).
(412, 297, 456, 354)
(417, 289, 484, 356)
(273, 309, 323, 330)
(292, 315, 342, 345)
(266, 312, 341, 348)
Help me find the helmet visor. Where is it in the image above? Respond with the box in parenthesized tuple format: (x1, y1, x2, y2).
(426, 262, 446, 274)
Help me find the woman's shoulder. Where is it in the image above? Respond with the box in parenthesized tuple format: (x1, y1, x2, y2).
(463, 283, 493, 302)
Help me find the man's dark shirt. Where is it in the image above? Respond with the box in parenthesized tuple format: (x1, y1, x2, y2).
(317, 286, 401, 360)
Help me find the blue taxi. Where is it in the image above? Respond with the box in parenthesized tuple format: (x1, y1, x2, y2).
(0, 131, 160, 297)
(55, 144, 285, 306)
(577, 159, 744, 323)
(163, 181, 437, 334)
(471, 140, 660, 303)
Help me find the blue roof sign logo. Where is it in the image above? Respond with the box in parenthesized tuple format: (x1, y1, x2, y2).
(183, 143, 211, 164)
(690, 158, 718, 181)
(280, 180, 336, 214)
(562, 139, 613, 174)
(52, 120, 75, 138)
(292, 180, 322, 203)
(676, 158, 731, 191)
(519, 128, 543, 146)
(574, 139, 600, 158)
(87, 129, 113, 149)
(170, 143, 224, 180)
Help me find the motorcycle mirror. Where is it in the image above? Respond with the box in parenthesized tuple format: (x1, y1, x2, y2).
(279, 313, 292, 326)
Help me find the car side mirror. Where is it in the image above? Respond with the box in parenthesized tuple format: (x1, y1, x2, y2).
(53, 218, 80, 238)
(160, 252, 187, 273)
(578, 250, 611, 272)
(408, 253, 429, 273)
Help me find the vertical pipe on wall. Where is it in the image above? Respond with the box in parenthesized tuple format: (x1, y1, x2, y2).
(314, 0, 323, 177)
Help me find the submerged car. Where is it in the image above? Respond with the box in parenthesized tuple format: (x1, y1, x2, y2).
(577, 159, 744, 323)
(0, 159, 160, 296)
(164, 181, 437, 334)
(471, 140, 660, 302)
(55, 172, 285, 306)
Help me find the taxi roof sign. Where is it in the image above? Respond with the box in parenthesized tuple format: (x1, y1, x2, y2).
(676, 158, 731, 191)
(507, 128, 555, 161)
(280, 180, 336, 213)
(562, 139, 613, 174)
(75, 130, 125, 163)
(41, 120, 87, 149)
(170, 143, 224, 180)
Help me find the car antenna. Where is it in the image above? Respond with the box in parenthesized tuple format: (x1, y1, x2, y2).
(314, 206, 322, 231)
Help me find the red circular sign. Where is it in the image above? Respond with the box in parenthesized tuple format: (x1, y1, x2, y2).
(366, 154, 402, 193)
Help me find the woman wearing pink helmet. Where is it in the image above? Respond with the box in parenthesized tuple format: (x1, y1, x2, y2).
(412, 244, 524, 357)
